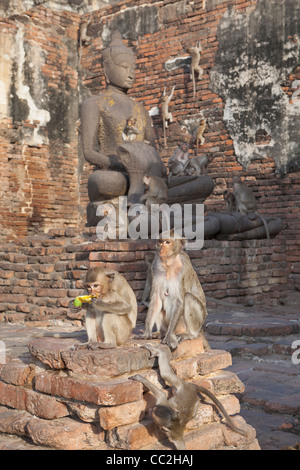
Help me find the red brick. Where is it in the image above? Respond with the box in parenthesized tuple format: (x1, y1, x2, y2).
(99, 399, 146, 430)
(35, 372, 142, 406)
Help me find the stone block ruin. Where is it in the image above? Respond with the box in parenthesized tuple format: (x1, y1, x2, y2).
(0, 332, 259, 450)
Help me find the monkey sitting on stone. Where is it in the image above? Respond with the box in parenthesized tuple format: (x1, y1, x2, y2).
(232, 176, 271, 246)
(69, 267, 137, 348)
(140, 174, 168, 211)
(137, 231, 209, 351)
(223, 190, 237, 212)
(167, 142, 190, 182)
(122, 117, 139, 142)
(185, 154, 212, 176)
(129, 344, 248, 450)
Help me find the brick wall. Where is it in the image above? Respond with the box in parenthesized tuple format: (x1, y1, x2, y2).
(78, 0, 300, 290)
(0, 228, 287, 325)
(0, 0, 299, 306)
(0, 8, 81, 242)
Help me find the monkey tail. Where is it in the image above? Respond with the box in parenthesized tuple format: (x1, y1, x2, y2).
(163, 118, 167, 148)
(255, 211, 271, 247)
(192, 69, 196, 98)
(196, 386, 248, 437)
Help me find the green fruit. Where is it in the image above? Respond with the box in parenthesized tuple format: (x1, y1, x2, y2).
(73, 298, 82, 307)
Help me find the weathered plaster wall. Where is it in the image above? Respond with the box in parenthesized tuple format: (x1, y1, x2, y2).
(0, 8, 81, 241)
(210, 0, 300, 174)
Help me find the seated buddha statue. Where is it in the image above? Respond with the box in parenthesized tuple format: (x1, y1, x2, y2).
(81, 31, 214, 226)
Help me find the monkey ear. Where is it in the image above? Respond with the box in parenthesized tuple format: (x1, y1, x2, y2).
(106, 272, 116, 282)
(179, 238, 187, 250)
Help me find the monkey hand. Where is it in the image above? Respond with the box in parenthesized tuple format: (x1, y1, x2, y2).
(162, 334, 178, 351)
(68, 299, 82, 314)
(142, 343, 161, 358)
(128, 374, 144, 382)
(90, 296, 103, 305)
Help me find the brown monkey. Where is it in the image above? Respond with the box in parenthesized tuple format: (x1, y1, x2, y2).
(186, 41, 203, 97)
(129, 344, 247, 450)
(122, 116, 139, 142)
(232, 176, 271, 246)
(168, 142, 190, 182)
(69, 267, 137, 348)
(223, 190, 237, 212)
(195, 117, 206, 153)
(185, 154, 212, 176)
(140, 174, 168, 211)
(141, 251, 155, 307)
(138, 232, 209, 350)
(161, 85, 175, 147)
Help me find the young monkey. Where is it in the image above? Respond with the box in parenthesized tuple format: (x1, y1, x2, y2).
(69, 267, 137, 348)
(232, 176, 271, 246)
(140, 174, 168, 211)
(130, 344, 248, 450)
(122, 116, 139, 142)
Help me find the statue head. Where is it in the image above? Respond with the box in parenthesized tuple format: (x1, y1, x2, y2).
(102, 31, 136, 91)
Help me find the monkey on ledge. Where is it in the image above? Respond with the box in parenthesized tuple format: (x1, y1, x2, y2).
(69, 267, 137, 348)
(137, 230, 210, 351)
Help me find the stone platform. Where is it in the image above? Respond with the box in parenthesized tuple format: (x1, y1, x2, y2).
(0, 325, 259, 450)
(0, 227, 288, 327)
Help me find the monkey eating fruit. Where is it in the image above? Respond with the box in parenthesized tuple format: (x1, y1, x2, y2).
(69, 267, 137, 348)
(129, 344, 248, 450)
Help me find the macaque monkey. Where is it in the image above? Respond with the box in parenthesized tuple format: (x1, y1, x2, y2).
(223, 190, 237, 212)
(122, 117, 139, 142)
(129, 344, 247, 450)
(141, 252, 155, 307)
(186, 41, 203, 97)
(168, 142, 190, 182)
(140, 174, 168, 211)
(79, 14, 92, 62)
(195, 117, 206, 153)
(185, 154, 212, 176)
(232, 176, 271, 246)
(69, 267, 137, 348)
(161, 85, 175, 147)
(139, 232, 209, 350)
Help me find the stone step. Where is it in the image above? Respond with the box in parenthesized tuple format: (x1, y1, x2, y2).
(0, 405, 107, 450)
(206, 335, 298, 359)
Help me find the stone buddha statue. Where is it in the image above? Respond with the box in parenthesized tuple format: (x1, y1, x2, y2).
(81, 32, 214, 226)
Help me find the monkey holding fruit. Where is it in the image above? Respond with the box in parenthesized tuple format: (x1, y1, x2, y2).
(69, 267, 137, 348)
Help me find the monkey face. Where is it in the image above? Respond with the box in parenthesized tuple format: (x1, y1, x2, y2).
(85, 275, 110, 298)
(157, 239, 174, 261)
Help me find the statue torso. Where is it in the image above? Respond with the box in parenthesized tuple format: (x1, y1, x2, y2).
(97, 88, 148, 156)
